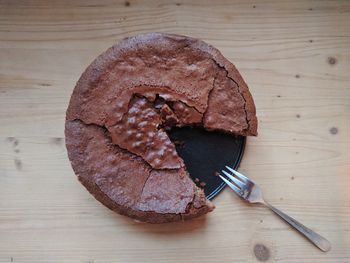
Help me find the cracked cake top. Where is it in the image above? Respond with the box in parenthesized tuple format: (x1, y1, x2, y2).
(65, 32, 257, 223)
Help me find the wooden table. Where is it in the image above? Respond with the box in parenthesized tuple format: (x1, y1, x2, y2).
(1, 1, 349, 262)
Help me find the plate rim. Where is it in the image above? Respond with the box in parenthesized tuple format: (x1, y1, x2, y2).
(206, 136, 246, 200)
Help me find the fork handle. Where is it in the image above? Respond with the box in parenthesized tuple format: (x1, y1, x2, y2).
(264, 202, 331, 252)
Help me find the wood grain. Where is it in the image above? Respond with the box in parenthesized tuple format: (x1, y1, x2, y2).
(0, 0, 349, 262)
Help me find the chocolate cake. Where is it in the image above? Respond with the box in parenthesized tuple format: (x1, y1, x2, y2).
(65, 33, 257, 223)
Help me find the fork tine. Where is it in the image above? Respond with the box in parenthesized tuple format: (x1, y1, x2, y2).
(225, 166, 250, 183)
(219, 175, 241, 195)
(221, 170, 245, 188)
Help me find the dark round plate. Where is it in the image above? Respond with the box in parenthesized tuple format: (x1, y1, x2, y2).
(168, 127, 246, 200)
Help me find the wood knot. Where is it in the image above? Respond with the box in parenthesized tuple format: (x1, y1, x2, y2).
(7, 137, 19, 147)
(329, 127, 338, 135)
(14, 158, 22, 170)
(328, 57, 336, 65)
(254, 244, 270, 261)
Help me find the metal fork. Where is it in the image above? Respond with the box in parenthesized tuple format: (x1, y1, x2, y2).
(219, 166, 331, 252)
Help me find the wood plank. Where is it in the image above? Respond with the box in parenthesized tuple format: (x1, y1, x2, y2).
(0, 0, 349, 262)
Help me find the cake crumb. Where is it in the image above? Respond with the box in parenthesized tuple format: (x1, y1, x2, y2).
(173, 140, 184, 147)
